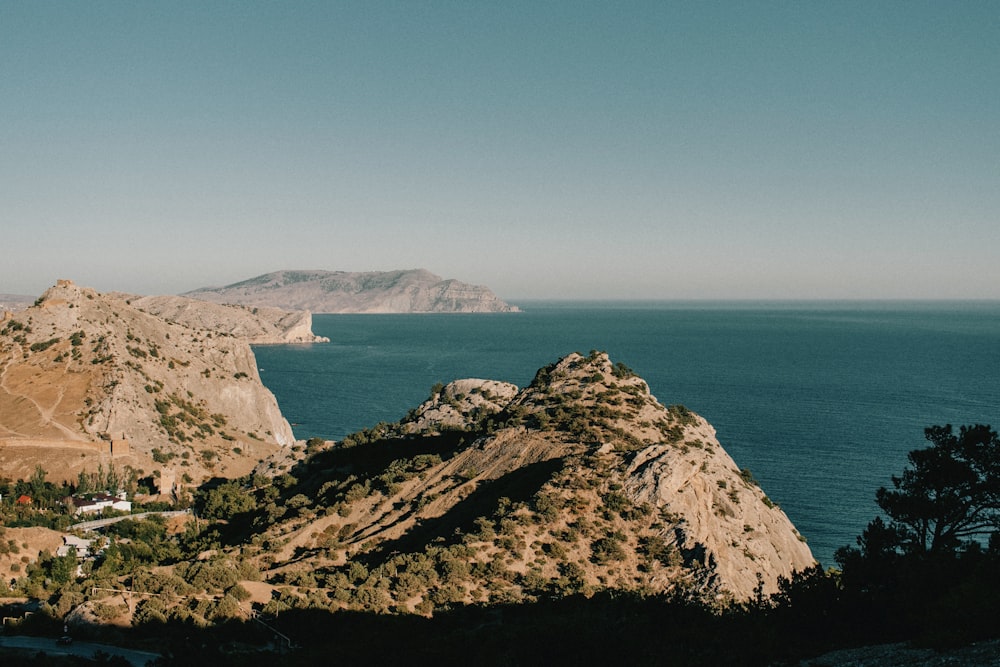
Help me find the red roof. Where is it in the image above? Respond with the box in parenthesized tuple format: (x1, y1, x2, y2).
(71, 493, 119, 508)
(16, 495, 32, 505)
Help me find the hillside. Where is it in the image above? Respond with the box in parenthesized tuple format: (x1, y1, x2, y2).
(183, 269, 520, 313)
(120, 294, 329, 344)
(0, 280, 316, 483)
(220, 351, 813, 613)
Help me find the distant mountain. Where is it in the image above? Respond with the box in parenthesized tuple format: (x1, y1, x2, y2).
(0, 293, 35, 313)
(182, 269, 520, 313)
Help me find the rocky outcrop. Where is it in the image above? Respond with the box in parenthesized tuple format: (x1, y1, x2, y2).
(123, 294, 329, 344)
(183, 269, 520, 313)
(0, 280, 308, 481)
(398, 378, 520, 434)
(262, 352, 814, 606)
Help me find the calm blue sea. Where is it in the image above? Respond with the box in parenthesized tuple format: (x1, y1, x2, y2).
(252, 301, 1000, 568)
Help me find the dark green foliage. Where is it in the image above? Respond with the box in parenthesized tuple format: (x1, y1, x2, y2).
(831, 424, 1000, 649)
(590, 531, 627, 564)
(155, 392, 217, 443)
(175, 559, 242, 593)
(340, 422, 392, 448)
(197, 480, 258, 521)
(105, 515, 181, 565)
(611, 361, 636, 379)
(29, 337, 60, 352)
(875, 424, 1000, 555)
(23, 550, 77, 586)
(132, 591, 829, 667)
(667, 404, 698, 426)
(1, 318, 26, 333)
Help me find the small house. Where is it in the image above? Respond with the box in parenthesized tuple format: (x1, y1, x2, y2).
(56, 535, 94, 559)
(71, 492, 132, 516)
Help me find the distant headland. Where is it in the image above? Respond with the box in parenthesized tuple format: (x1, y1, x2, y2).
(182, 269, 520, 313)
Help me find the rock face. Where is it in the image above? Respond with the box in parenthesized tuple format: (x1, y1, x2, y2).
(262, 352, 814, 607)
(122, 294, 329, 344)
(183, 269, 520, 313)
(398, 378, 520, 434)
(0, 280, 311, 482)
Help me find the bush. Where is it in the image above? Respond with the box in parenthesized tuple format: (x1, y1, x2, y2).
(197, 481, 257, 521)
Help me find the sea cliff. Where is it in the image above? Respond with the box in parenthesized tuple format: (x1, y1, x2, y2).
(0, 280, 326, 482)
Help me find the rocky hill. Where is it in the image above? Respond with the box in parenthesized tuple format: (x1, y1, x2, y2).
(234, 351, 813, 612)
(120, 294, 329, 344)
(0, 280, 318, 483)
(183, 269, 520, 313)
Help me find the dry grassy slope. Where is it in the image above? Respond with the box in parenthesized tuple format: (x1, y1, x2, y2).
(0, 280, 299, 482)
(0, 526, 64, 584)
(259, 351, 814, 608)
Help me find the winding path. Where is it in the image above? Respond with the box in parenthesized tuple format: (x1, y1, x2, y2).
(68, 510, 192, 532)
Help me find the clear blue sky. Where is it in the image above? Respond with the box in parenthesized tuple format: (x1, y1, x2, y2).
(2, 2, 998, 300)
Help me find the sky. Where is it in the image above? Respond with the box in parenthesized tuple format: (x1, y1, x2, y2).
(1, 2, 998, 301)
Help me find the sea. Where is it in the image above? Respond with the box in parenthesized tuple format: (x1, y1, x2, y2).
(252, 301, 1000, 568)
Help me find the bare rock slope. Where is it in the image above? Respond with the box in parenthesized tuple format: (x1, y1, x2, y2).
(0, 280, 314, 482)
(183, 269, 520, 313)
(259, 352, 814, 607)
(122, 294, 329, 344)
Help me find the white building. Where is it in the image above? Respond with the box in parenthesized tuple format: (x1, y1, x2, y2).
(56, 535, 95, 559)
(70, 491, 132, 516)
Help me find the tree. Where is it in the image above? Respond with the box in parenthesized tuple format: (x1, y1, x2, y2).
(834, 425, 1000, 650)
(76, 470, 92, 495)
(29, 465, 47, 500)
(197, 481, 257, 521)
(874, 424, 1000, 555)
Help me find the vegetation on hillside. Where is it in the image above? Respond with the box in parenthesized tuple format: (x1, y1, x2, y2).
(2, 348, 998, 666)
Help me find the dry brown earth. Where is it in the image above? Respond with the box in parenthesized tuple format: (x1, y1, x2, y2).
(0, 280, 319, 484)
(0, 526, 64, 584)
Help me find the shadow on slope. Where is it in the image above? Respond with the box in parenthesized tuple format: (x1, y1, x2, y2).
(359, 457, 566, 567)
(114, 592, 789, 667)
(290, 431, 472, 494)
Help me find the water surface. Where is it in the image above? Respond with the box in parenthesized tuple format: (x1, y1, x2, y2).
(253, 301, 1000, 567)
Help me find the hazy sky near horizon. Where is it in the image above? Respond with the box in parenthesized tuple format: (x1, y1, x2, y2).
(2, 2, 998, 300)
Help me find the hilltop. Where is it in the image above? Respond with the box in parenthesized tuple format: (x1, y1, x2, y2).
(217, 351, 813, 610)
(183, 269, 520, 313)
(0, 280, 324, 483)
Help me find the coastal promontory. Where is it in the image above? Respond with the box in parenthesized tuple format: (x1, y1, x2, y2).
(0, 280, 322, 483)
(253, 351, 814, 604)
(182, 269, 520, 313)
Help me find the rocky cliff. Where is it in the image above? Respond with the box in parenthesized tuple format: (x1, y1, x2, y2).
(122, 294, 329, 344)
(0, 280, 313, 482)
(183, 269, 520, 313)
(253, 352, 814, 607)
